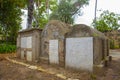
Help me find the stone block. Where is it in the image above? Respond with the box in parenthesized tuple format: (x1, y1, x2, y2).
(49, 40, 59, 64)
(65, 37, 93, 71)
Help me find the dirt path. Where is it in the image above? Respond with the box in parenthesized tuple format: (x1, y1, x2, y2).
(0, 59, 63, 80)
(0, 50, 120, 80)
(0, 54, 90, 80)
(0, 54, 64, 80)
(101, 49, 120, 80)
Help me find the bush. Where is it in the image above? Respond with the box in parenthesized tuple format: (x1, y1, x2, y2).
(110, 39, 115, 49)
(0, 44, 16, 53)
(0, 40, 16, 45)
(110, 39, 120, 49)
(114, 45, 120, 49)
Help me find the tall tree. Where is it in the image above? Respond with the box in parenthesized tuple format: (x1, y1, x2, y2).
(0, 0, 24, 43)
(27, 0, 34, 28)
(49, 0, 89, 24)
(33, 0, 57, 28)
(92, 10, 120, 32)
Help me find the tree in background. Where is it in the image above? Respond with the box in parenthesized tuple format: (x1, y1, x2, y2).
(92, 10, 120, 32)
(49, 0, 89, 24)
(0, 0, 26, 43)
(33, 0, 57, 28)
(27, 0, 34, 28)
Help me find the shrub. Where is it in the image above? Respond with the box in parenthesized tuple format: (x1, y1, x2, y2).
(110, 39, 120, 49)
(0, 44, 16, 53)
(110, 39, 115, 49)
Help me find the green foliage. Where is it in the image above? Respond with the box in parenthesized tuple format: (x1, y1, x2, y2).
(0, 25, 2, 34)
(90, 74, 97, 80)
(0, 0, 26, 8)
(0, 44, 16, 53)
(110, 39, 115, 49)
(0, 0, 23, 42)
(110, 39, 120, 49)
(92, 10, 120, 32)
(33, 0, 57, 28)
(50, 0, 89, 24)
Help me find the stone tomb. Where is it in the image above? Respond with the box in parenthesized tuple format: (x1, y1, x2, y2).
(42, 22, 109, 71)
(17, 20, 110, 72)
(65, 24, 109, 71)
(41, 20, 71, 66)
(17, 28, 42, 61)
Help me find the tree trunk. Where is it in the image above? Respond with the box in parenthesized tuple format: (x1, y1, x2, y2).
(27, 0, 34, 29)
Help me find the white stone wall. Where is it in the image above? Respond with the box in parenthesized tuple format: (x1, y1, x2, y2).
(21, 37, 32, 48)
(65, 37, 93, 71)
(20, 36, 32, 61)
(49, 40, 59, 64)
(26, 51, 32, 61)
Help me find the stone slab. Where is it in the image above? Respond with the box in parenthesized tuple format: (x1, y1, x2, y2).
(26, 37, 32, 48)
(49, 40, 59, 64)
(65, 37, 93, 71)
(21, 50, 25, 59)
(21, 37, 32, 48)
(21, 37, 26, 48)
(26, 51, 32, 61)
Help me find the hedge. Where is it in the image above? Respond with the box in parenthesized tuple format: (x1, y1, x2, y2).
(0, 44, 16, 53)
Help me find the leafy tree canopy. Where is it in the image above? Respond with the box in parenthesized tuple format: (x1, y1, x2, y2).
(33, 0, 57, 28)
(49, 0, 89, 24)
(0, 0, 25, 43)
(92, 10, 120, 32)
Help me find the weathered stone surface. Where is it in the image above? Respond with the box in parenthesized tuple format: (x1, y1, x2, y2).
(66, 24, 106, 38)
(66, 37, 93, 71)
(93, 37, 103, 64)
(41, 20, 71, 66)
(21, 37, 32, 48)
(17, 21, 109, 72)
(21, 50, 25, 59)
(17, 28, 42, 62)
(49, 40, 59, 64)
(21, 37, 27, 48)
(26, 51, 32, 61)
(26, 37, 32, 48)
(66, 24, 109, 66)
